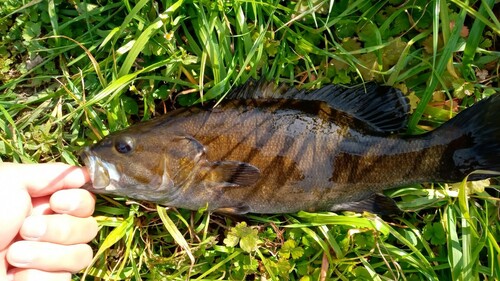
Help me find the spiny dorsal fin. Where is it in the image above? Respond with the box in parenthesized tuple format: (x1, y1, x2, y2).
(227, 79, 410, 134)
(226, 78, 292, 99)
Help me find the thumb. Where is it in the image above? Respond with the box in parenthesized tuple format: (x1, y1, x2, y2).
(0, 189, 31, 277)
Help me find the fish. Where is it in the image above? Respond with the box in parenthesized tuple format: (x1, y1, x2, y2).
(80, 80, 500, 215)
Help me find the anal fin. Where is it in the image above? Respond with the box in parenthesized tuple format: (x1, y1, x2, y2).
(330, 194, 402, 216)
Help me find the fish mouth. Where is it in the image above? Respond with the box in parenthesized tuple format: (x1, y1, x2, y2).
(80, 147, 120, 192)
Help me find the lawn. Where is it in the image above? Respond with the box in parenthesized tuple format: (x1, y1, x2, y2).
(0, 0, 499, 280)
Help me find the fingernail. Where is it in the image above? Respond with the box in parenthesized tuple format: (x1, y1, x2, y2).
(22, 215, 47, 239)
(7, 242, 34, 266)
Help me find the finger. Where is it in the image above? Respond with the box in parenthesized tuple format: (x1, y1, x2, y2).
(0, 187, 31, 279)
(50, 189, 96, 217)
(0, 189, 31, 251)
(7, 268, 71, 281)
(31, 196, 54, 215)
(0, 163, 90, 197)
(20, 215, 98, 244)
(7, 241, 93, 273)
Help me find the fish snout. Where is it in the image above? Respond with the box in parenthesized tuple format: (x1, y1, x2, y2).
(79, 147, 112, 190)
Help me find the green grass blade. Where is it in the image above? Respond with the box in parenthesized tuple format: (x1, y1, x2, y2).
(111, 0, 150, 47)
(47, 0, 59, 46)
(117, 18, 164, 77)
(83, 215, 135, 279)
(461, 0, 496, 80)
(93, 215, 134, 257)
(408, 3, 467, 131)
(293, 212, 390, 235)
(372, 216, 439, 280)
(450, 0, 500, 33)
(156, 206, 195, 267)
(445, 205, 462, 280)
(194, 250, 241, 280)
(256, 248, 278, 281)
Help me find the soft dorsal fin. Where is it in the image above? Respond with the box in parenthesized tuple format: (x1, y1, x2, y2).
(227, 79, 410, 134)
(302, 82, 410, 133)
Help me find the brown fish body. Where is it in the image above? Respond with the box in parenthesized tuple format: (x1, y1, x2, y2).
(82, 81, 500, 214)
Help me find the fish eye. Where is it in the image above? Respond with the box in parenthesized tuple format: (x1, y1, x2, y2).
(114, 137, 134, 154)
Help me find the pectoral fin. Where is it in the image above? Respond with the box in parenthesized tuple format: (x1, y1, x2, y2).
(206, 161, 260, 187)
(330, 194, 402, 216)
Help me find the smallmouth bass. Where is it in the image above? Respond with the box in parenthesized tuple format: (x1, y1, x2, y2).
(81, 80, 500, 215)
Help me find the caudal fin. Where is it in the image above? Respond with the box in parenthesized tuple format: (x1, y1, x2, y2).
(437, 94, 500, 180)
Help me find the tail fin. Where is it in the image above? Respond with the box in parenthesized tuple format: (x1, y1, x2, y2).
(437, 94, 500, 181)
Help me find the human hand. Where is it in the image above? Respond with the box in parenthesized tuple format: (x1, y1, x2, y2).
(0, 163, 98, 281)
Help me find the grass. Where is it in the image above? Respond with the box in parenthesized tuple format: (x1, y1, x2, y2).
(1, 0, 499, 280)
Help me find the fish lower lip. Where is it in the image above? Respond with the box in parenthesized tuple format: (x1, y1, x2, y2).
(80, 147, 111, 189)
(80, 147, 92, 169)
